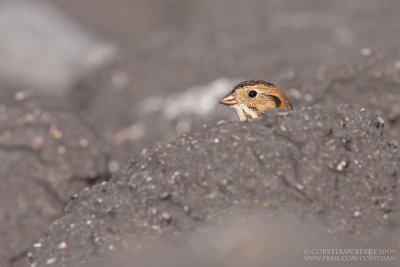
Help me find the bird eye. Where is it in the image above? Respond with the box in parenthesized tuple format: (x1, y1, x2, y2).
(248, 90, 257, 98)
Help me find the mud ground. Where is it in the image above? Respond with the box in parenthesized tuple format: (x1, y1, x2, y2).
(1, 0, 400, 266)
(29, 105, 400, 266)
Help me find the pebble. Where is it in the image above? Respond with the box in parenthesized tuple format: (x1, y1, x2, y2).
(49, 125, 63, 139)
(46, 257, 57, 265)
(152, 225, 161, 231)
(360, 48, 372, 56)
(161, 212, 172, 222)
(353, 211, 362, 217)
(15, 91, 29, 101)
(79, 138, 89, 147)
(31, 136, 44, 151)
(57, 242, 67, 249)
(296, 184, 304, 190)
(159, 192, 170, 200)
(376, 117, 384, 128)
(336, 160, 348, 171)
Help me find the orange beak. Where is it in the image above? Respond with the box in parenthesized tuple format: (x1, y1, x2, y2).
(219, 92, 238, 106)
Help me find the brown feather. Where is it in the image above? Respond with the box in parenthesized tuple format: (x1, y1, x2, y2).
(220, 80, 293, 121)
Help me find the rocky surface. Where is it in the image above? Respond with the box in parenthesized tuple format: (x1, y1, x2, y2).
(29, 105, 399, 266)
(0, 90, 109, 267)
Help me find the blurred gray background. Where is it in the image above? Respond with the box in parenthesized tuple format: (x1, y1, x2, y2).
(1, 0, 400, 266)
(3, 0, 400, 164)
(52, 0, 400, 163)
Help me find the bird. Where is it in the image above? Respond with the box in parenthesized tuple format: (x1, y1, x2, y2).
(219, 80, 293, 121)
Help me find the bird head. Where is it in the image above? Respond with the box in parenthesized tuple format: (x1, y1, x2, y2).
(219, 80, 293, 121)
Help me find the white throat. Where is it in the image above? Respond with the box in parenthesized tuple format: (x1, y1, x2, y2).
(232, 103, 259, 121)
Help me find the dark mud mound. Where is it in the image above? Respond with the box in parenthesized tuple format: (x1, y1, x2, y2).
(29, 104, 399, 266)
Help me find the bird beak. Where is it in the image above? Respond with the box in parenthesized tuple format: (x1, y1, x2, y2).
(219, 92, 238, 106)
